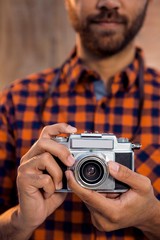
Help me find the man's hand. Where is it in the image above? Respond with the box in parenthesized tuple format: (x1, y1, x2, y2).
(66, 161, 160, 238)
(16, 123, 77, 232)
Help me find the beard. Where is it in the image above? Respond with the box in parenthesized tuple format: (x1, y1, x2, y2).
(67, 2, 149, 58)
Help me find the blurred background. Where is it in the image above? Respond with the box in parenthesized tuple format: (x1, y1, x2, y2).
(0, 0, 159, 90)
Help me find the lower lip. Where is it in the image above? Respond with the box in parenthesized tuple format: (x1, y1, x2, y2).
(94, 22, 122, 30)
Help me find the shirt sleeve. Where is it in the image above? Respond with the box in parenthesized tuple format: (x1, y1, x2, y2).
(0, 89, 18, 214)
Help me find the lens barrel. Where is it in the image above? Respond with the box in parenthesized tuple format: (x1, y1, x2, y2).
(74, 154, 107, 188)
(80, 160, 104, 184)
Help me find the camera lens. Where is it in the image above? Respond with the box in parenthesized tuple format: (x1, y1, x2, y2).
(80, 160, 104, 184)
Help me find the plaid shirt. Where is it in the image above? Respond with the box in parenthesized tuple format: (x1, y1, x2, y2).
(0, 48, 160, 240)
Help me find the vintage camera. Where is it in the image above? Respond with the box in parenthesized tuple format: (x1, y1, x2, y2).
(54, 132, 141, 192)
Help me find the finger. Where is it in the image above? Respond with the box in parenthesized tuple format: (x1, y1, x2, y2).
(85, 205, 108, 231)
(40, 123, 77, 138)
(19, 152, 63, 190)
(101, 193, 121, 199)
(108, 161, 151, 192)
(39, 174, 56, 199)
(90, 210, 118, 232)
(21, 138, 75, 167)
(87, 205, 112, 231)
(65, 170, 117, 216)
(17, 171, 55, 197)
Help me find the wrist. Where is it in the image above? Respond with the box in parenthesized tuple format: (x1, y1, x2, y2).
(11, 206, 34, 239)
(0, 206, 34, 240)
(137, 200, 160, 239)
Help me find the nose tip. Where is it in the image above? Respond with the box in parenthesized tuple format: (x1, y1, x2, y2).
(97, 0, 121, 10)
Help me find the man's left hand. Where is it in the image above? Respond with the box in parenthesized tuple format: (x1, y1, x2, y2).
(65, 161, 160, 233)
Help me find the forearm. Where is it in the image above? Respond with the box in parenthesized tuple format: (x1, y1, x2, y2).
(143, 224, 160, 240)
(144, 233, 160, 240)
(143, 221, 160, 240)
(139, 201, 160, 240)
(0, 206, 34, 240)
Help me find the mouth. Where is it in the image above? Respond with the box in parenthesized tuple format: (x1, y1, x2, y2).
(92, 18, 124, 24)
(91, 19, 124, 31)
(89, 12, 127, 30)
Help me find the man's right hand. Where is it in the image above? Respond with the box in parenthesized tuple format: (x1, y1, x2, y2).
(16, 123, 77, 231)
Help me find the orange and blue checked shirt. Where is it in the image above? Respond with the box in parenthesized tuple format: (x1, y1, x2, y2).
(0, 48, 160, 240)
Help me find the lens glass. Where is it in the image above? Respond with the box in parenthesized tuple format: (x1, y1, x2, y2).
(80, 160, 104, 184)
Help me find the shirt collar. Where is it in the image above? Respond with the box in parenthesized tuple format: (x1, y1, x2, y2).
(59, 48, 99, 91)
(110, 48, 145, 95)
(59, 47, 145, 94)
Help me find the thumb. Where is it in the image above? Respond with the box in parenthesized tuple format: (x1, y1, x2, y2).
(108, 161, 149, 192)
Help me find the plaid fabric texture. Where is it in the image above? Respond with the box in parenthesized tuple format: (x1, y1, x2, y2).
(0, 48, 160, 240)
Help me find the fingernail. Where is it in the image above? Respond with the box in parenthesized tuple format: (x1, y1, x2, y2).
(109, 162, 120, 172)
(67, 154, 75, 165)
(67, 125, 77, 133)
(65, 170, 70, 180)
(56, 181, 63, 190)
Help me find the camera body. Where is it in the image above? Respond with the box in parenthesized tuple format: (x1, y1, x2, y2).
(54, 132, 141, 193)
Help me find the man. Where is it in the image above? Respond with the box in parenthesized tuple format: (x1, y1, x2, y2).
(0, 0, 160, 239)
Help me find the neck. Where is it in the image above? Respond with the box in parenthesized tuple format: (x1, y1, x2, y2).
(76, 38, 136, 85)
